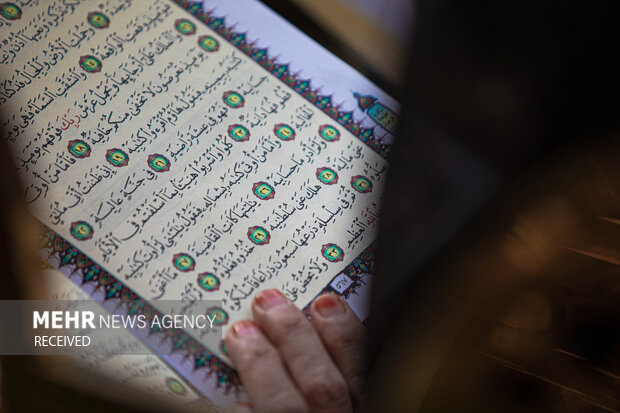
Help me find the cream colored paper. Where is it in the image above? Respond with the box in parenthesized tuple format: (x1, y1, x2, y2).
(1, 0, 386, 356)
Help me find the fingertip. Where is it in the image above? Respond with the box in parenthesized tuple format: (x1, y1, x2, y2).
(252, 289, 289, 312)
(223, 319, 308, 413)
(226, 402, 253, 413)
(226, 320, 260, 359)
(311, 293, 347, 319)
(227, 320, 259, 341)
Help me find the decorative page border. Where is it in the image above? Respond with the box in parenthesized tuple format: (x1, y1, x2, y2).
(36, 0, 383, 392)
(40, 225, 243, 392)
(174, 0, 392, 158)
(40, 224, 375, 392)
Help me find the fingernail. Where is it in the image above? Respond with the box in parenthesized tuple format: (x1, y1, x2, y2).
(254, 289, 287, 310)
(231, 320, 258, 337)
(228, 402, 253, 413)
(314, 294, 345, 318)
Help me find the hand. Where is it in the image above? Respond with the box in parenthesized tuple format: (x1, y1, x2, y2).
(225, 289, 367, 413)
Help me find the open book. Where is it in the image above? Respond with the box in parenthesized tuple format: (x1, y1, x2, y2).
(1, 0, 397, 409)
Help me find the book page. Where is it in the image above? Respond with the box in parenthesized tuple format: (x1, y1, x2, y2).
(41, 268, 219, 413)
(203, 0, 399, 323)
(1, 0, 387, 359)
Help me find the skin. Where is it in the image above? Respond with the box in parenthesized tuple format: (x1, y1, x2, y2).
(225, 289, 367, 413)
